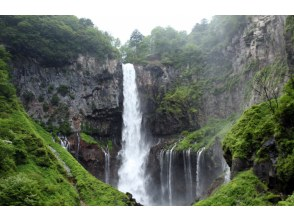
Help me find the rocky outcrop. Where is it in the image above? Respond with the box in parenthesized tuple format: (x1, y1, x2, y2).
(11, 56, 123, 140)
(135, 16, 288, 137)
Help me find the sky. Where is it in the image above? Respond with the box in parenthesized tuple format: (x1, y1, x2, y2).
(1, 0, 293, 44)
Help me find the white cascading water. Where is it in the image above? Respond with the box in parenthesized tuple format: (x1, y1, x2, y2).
(118, 63, 150, 205)
(102, 147, 110, 184)
(168, 144, 176, 205)
(222, 157, 231, 183)
(196, 147, 205, 199)
(183, 148, 193, 202)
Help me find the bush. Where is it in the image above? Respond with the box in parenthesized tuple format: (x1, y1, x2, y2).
(194, 170, 275, 206)
(0, 83, 15, 99)
(51, 94, 60, 106)
(23, 90, 35, 104)
(0, 140, 16, 173)
(57, 85, 69, 97)
(0, 173, 41, 205)
(42, 102, 49, 112)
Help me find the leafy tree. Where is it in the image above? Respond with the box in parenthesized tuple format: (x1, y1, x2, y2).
(0, 15, 119, 67)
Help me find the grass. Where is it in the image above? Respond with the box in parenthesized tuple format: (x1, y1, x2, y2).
(80, 132, 113, 151)
(175, 115, 237, 152)
(194, 170, 276, 206)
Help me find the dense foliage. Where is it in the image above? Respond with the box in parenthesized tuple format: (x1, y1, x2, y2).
(0, 16, 119, 67)
(176, 116, 237, 152)
(0, 46, 130, 205)
(121, 16, 247, 68)
(194, 170, 276, 206)
(223, 81, 294, 196)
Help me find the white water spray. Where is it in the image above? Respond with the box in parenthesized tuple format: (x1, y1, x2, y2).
(102, 147, 110, 184)
(118, 63, 150, 205)
(196, 147, 205, 199)
(183, 148, 193, 202)
(168, 144, 176, 205)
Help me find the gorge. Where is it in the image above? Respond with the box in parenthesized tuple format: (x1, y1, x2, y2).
(1, 15, 294, 206)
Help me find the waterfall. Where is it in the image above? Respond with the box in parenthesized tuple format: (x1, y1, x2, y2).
(118, 63, 150, 205)
(159, 144, 177, 206)
(222, 157, 231, 183)
(168, 144, 176, 206)
(102, 147, 110, 184)
(159, 150, 166, 204)
(59, 135, 69, 149)
(183, 148, 193, 202)
(196, 147, 205, 199)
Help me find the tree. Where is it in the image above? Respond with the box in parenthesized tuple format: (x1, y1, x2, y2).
(253, 67, 279, 114)
(129, 29, 144, 49)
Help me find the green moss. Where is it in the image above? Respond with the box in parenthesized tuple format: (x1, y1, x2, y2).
(222, 80, 294, 196)
(194, 170, 275, 206)
(223, 103, 275, 159)
(80, 132, 98, 145)
(278, 193, 294, 205)
(57, 85, 69, 97)
(157, 84, 201, 116)
(176, 115, 237, 152)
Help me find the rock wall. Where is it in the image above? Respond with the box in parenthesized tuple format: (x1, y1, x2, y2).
(11, 56, 123, 186)
(135, 16, 287, 137)
(11, 55, 123, 139)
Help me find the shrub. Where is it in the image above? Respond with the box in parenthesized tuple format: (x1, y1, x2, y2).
(51, 94, 60, 106)
(0, 173, 41, 205)
(57, 85, 69, 97)
(0, 140, 16, 173)
(42, 102, 49, 112)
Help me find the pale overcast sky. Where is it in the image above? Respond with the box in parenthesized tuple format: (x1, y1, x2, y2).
(1, 0, 292, 44)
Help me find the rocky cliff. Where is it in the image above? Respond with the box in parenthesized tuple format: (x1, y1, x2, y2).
(135, 16, 288, 138)
(134, 15, 289, 203)
(10, 55, 123, 183)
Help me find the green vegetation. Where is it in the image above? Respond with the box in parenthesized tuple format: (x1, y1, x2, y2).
(121, 16, 247, 69)
(278, 193, 294, 205)
(223, 81, 294, 194)
(157, 84, 201, 115)
(223, 103, 275, 159)
(57, 85, 70, 97)
(176, 115, 237, 152)
(80, 132, 113, 151)
(0, 46, 130, 205)
(194, 170, 276, 206)
(0, 16, 119, 67)
(80, 132, 98, 145)
(50, 94, 60, 106)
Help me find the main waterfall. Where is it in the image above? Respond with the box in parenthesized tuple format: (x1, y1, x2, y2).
(118, 63, 150, 205)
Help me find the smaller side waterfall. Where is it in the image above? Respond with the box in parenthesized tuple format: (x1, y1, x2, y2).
(222, 158, 231, 183)
(159, 150, 166, 204)
(102, 147, 110, 184)
(168, 144, 176, 205)
(196, 147, 205, 199)
(59, 135, 70, 149)
(183, 148, 193, 202)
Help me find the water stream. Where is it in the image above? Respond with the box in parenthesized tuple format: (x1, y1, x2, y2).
(117, 63, 150, 205)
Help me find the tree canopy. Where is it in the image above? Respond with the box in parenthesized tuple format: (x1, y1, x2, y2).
(0, 16, 119, 67)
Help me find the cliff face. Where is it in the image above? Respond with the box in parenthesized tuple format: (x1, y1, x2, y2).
(10, 56, 123, 183)
(135, 16, 288, 137)
(11, 56, 123, 138)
